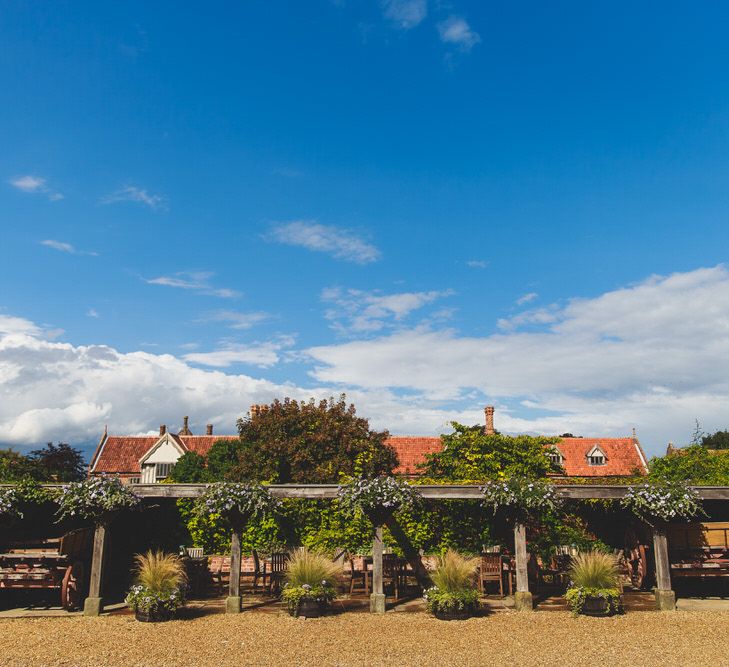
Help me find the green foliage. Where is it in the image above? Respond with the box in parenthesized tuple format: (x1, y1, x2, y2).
(56, 476, 140, 522)
(568, 551, 619, 589)
(421, 423, 558, 480)
(480, 477, 561, 525)
(424, 587, 480, 615)
(622, 481, 705, 525)
(170, 452, 210, 482)
(565, 586, 623, 616)
(649, 445, 729, 485)
(430, 549, 479, 593)
(0, 449, 39, 482)
(284, 547, 341, 587)
(701, 429, 729, 450)
(338, 475, 420, 523)
(193, 482, 279, 525)
(206, 439, 246, 480)
(28, 442, 85, 482)
(126, 551, 187, 615)
(230, 396, 397, 483)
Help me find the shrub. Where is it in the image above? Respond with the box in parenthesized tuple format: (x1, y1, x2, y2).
(424, 549, 480, 617)
(568, 551, 619, 589)
(125, 550, 187, 616)
(565, 551, 622, 616)
(281, 547, 340, 616)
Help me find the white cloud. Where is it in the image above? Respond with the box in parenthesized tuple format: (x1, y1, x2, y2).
(437, 16, 480, 51)
(381, 0, 427, 29)
(516, 292, 538, 306)
(183, 336, 296, 368)
(270, 221, 381, 264)
(40, 240, 98, 256)
(199, 310, 271, 330)
(145, 272, 240, 298)
(466, 260, 488, 269)
(322, 287, 454, 334)
(9, 175, 63, 201)
(101, 185, 167, 211)
(86, 309, 100, 319)
(306, 266, 729, 452)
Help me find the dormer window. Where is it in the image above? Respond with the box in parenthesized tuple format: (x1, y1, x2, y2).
(547, 447, 564, 466)
(587, 445, 606, 466)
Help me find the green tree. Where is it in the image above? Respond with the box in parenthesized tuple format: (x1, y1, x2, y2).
(649, 445, 729, 485)
(420, 423, 559, 480)
(28, 442, 85, 482)
(0, 449, 37, 482)
(701, 430, 729, 450)
(229, 396, 398, 483)
(169, 452, 209, 483)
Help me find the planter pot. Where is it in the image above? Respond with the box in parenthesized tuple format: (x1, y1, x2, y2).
(135, 607, 174, 623)
(433, 606, 477, 621)
(580, 595, 617, 617)
(290, 598, 327, 618)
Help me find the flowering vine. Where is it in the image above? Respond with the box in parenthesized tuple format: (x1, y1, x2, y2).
(338, 475, 420, 523)
(56, 475, 141, 522)
(621, 481, 704, 525)
(193, 482, 279, 525)
(480, 477, 561, 523)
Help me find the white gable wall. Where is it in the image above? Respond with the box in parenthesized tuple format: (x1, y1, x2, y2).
(145, 439, 184, 464)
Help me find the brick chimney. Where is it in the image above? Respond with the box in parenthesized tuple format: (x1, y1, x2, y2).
(206, 424, 214, 435)
(178, 415, 192, 436)
(159, 424, 167, 435)
(484, 406, 495, 435)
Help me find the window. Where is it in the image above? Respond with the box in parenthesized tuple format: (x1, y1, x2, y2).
(128, 477, 141, 484)
(155, 462, 173, 479)
(587, 446, 606, 466)
(548, 448, 564, 466)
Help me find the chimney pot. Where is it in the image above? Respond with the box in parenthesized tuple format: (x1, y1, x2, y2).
(206, 424, 213, 435)
(484, 406, 495, 435)
(160, 424, 167, 435)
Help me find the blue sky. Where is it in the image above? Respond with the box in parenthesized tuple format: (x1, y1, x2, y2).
(2, 1, 729, 458)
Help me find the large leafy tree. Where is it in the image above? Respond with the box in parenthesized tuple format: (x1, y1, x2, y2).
(28, 442, 86, 482)
(420, 423, 559, 480)
(649, 445, 729, 485)
(0, 449, 37, 482)
(229, 396, 398, 483)
(701, 430, 729, 450)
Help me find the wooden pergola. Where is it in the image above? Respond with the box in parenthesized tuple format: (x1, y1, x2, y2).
(71, 483, 729, 616)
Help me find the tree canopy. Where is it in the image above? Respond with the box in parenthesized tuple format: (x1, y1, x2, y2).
(700, 430, 729, 450)
(419, 423, 559, 480)
(0, 443, 85, 483)
(649, 445, 729, 485)
(229, 397, 397, 483)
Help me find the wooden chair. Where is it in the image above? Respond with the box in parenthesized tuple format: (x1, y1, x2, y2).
(349, 556, 369, 595)
(208, 555, 231, 595)
(186, 547, 204, 559)
(267, 552, 289, 595)
(251, 550, 268, 593)
(382, 554, 404, 600)
(479, 554, 504, 597)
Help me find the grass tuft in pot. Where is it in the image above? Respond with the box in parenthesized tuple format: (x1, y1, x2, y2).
(281, 547, 340, 617)
(125, 550, 187, 622)
(424, 550, 480, 620)
(565, 551, 623, 616)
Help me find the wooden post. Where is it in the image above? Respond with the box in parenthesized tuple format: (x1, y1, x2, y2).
(226, 527, 242, 613)
(384, 516, 432, 590)
(83, 521, 109, 616)
(513, 522, 533, 611)
(370, 525, 386, 613)
(652, 526, 676, 610)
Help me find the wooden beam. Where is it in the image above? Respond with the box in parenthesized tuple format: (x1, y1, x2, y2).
(7, 482, 729, 501)
(652, 527, 676, 610)
(385, 516, 432, 589)
(83, 520, 108, 616)
(370, 526, 385, 613)
(513, 522, 533, 611)
(226, 528, 242, 613)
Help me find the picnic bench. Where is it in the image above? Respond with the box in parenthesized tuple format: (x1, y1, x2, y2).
(0, 528, 92, 610)
(668, 522, 729, 579)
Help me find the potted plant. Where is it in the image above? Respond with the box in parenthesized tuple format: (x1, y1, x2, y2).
(565, 551, 623, 617)
(55, 475, 140, 523)
(621, 481, 704, 525)
(125, 550, 188, 622)
(338, 475, 420, 525)
(424, 550, 480, 620)
(281, 547, 340, 618)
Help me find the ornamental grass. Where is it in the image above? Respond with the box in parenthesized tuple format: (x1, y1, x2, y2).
(568, 550, 619, 589)
(284, 547, 341, 588)
(430, 550, 479, 593)
(133, 550, 187, 593)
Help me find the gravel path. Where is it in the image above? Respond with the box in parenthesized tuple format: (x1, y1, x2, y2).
(1, 611, 728, 666)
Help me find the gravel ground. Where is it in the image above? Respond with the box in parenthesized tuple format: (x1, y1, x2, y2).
(1, 611, 728, 667)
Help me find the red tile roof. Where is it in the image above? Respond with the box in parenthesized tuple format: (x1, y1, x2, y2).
(89, 434, 239, 475)
(90, 431, 648, 478)
(386, 437, 442, 475)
